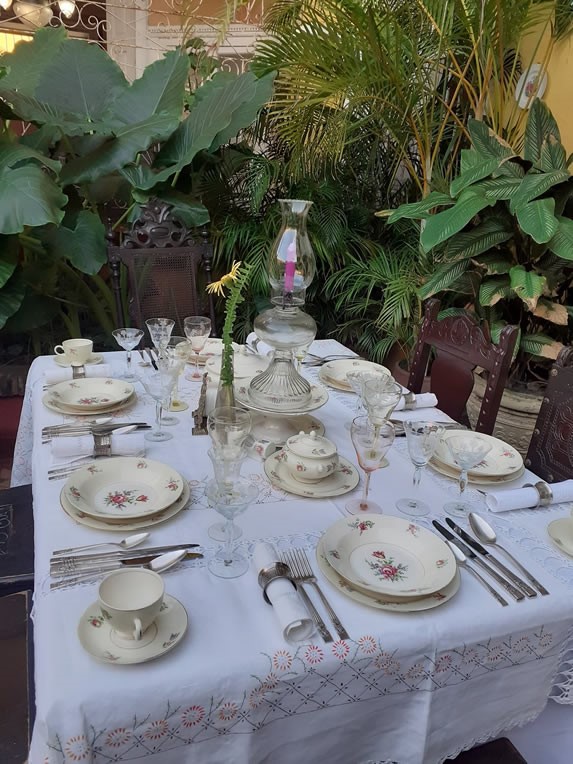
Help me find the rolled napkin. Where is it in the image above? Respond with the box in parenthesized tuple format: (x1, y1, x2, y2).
(44, 364, 112, 385)
(51, 431, 145, 460)
(486, 480, 573, 513)
(253, 542, 314, 644)
(246, 331, 274, 358)
(393, 393, 438, 411)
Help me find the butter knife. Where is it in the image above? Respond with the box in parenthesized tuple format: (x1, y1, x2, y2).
(444, 518, 537, 599)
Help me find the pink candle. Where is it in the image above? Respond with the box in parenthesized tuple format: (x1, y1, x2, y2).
(284, 242, 296, 292)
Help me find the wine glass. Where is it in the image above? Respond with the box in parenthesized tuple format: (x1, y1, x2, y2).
(362, 377, 403, 426)
(205, 478, 259, 578)
(161, 337, 190, 421)
(207, 406, 252, 460)
(292, 340, 312, 372)
(184, 316, 212, 379)
(112, 328, 144, 381)
(396, 421, 445, 517)
(145, 318, 174, 359)
(207, 448, 246, 542)
(345, 416, 395, 515)
(443, 434, 493, 517)
(138, 363, 180, 442)
(345, 370, 387, 430)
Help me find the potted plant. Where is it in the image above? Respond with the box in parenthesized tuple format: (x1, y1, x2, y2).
(387, 99, 573, 452)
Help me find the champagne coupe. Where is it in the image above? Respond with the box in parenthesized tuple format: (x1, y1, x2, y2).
(207, 448, 246, 541)
(396, 421, 445, 517)
(184, 316, 212, 380)
(112, 328, 144, 381)
(138, 362, 180, 442)
(206, 478, 259, 578)
(443, 435, 493, 517)
(345, 416, 395, 515)
(207, 406, 252, 460)
(145, 318, 174, 360)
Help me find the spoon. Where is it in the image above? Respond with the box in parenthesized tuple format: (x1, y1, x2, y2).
(52, 532, 150, 557)
(468, 512, 549, 596)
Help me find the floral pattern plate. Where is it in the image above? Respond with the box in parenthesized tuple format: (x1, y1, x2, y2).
(429, 457, 525, 485)
(318, 359, 390, 391)
(63, 457, 184, 519)
(235, 384, 329, 415)
(78, 594, 188, 665)
(321, 514, 456, 597)
(547, 518, 573, 558)
(42, 391, 137, 417)
(432, 431, 523, 478)
(53, 353, 103, 367)
(206, 351, 269, 380)
(316, 537, 461, 612)
(264, 451, 359, 498)
(45, 378, 135, 411)
(60, 480, 190, 531)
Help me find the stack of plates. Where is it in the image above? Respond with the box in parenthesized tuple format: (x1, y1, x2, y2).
(430, 431, 524, 485)
(60, 457, 189, 531)
(234, 382, 329, 415)
(43, 378, 135, 416)
(318, 359, 390, 391)
(206, 351, 269, 380)
(316, 514, 460, 612)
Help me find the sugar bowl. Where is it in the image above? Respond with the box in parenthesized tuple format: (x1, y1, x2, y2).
(283, 430, 339, 483)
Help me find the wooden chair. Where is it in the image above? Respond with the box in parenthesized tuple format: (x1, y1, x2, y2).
(407, 299, 519, 434)
(525, 347, 573, 482)
(107, 199, 217, 337)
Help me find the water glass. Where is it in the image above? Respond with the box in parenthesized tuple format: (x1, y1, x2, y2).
(207, 448, 246, 541)
(207, 406, 252, 460)
(162, 337, 190, 420)
(206, 479, 259, 578)
(443, 435, 493, 517)
(184, 316, 212, 379)
(145, 318, 175, 359)
(138, 364, 180, 442)
(345, 416, 395, 515)
(345, 370, 387, 430)
(396, 421, 445, 517)
(362, 377, 403, 426)
(112, 328, 144, 381)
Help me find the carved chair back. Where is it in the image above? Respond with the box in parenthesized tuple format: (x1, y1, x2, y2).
(525, 347, 573, 482)
(107, 201, 217, 337)
(407, 299, 519, 434)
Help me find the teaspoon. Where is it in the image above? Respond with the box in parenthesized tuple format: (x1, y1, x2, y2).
(52, 532, 150, 557)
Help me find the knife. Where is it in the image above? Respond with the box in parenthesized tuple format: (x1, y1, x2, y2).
(50, 543, 201, 567)
(145, 347, 159, 371)
(445, 518, 537, 598)
(51, 550, 203, 575)
(432, 521, 525, 602)
(446, 541, 508, 606)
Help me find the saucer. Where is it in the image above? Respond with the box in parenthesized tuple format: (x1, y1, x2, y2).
(264, 450, 360, 498)
(54, 353, 103, 367)
(547, 518, 573, 558)
(235, 384, 329, 415)
(78, 594, 188, 664)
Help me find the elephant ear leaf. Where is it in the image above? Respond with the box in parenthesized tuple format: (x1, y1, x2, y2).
(0, 27, 66, 95)
(0, 268, 26, 329)
(43, 210, 106, 275)
(0, 164, 67, 234)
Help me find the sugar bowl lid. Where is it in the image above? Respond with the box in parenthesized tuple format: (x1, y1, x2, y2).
(285, 430, 337, 459)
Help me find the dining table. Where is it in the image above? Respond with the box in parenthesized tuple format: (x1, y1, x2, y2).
(12, 339, 573, 764)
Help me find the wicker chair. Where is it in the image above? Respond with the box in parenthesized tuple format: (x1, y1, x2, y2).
(107, 200, 217, 337)
(525, 347, 573, 482)
(407, 299, 518, 434)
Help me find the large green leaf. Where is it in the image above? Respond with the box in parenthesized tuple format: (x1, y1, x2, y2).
(509, 170, 570, 211)
(0, 88, 112, 136)
(0, 137, 60, 173)
(3, 292, 59, 333)
(43, 210, 106, 275)
(468, 119, 514, 160)
(521, 332, 563, 360)
(420, 189, 492, 253)
(475, 252, 513, 275)
(209, 71, 276, 149)
(475, 176, 523, 201)
(0, 27, 66, 95)
(442, 216, 513, 262)
(0, 268, 26, 329)
(0, 235, 18, 288)
(384, 191, 453, 223)
(539, 136, 568, 173)
(418, 259, 470, 299)
(548, 216, 573, 261)
(0, 164, 67, 234)
(524, 98, 561, 166)
(533, 297, 569, 326)
(60, 113, 179, 186)
(479, 275, 512, 306)
(132, 188, 210, 228)
(19, 125, 61, 153)
(450, 157, 513, 197)
(509, 265, 546, 310)
(515, 198, 559, 243)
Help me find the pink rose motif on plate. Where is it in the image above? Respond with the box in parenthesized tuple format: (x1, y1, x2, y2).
(406, 524, 419, 536)
(367, 550, 407, 582)
(349, 518, 374, 534)
(435, 559, 448, 568)
(137, 461, 148, 469)
(166, 478, 179, 491)
(104, 490, 148, 509)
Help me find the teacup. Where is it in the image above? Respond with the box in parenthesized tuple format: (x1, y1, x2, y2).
(98, 568, 164, 641)
(54, 338, 93, 365)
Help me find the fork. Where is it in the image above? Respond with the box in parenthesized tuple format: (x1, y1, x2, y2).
(283, 549, 349, 640)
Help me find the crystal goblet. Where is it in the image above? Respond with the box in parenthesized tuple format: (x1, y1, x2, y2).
(345, 370, 388, 430)
(345, 416, 395, 515)
(207, 406, 252, 460)
(112, 328, 144, 381)
(396, 421, 445, 517)
(206, 478, 259, 578)
(362, 377, 403, 427)
(145, 318, 174, 360)
(138, 363, 180, 442)
(160, 337, 190, 421)
(443, 435, 493, 517)
(184, 316, 212, 380)
(207, 448, 246, 541)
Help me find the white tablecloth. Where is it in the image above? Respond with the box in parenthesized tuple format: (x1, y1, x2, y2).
(14, 343, 573, 764)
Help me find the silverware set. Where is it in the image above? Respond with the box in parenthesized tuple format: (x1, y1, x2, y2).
(138, 347, 159, 370)
(42, 421, 150, 444)
(303, 354, 363, 367)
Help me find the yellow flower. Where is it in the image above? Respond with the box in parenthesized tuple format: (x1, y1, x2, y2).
(206, 261, 242, 297)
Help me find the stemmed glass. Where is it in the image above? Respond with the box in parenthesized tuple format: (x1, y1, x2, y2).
(345, 416, 395, 515)
(292, 340, 312, 372)
(138, 362, 180, 442)
(207, 406, 252, 459)
(145, 318, 175, 360)
(207, 448, 246, 541)
(362, 377, 403, 427)
(443, 434, 493, 517)
(184, 316, 212, 379)
(345, 370, 387, 430)
(161, 337, 190, 422)
(112, 328, 144, 381)
(206, 478, 259, 578)
(396, 421, 445, 517)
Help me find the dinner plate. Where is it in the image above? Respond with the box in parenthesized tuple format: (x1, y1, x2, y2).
(547, 518, 573, 558)
(250, 413, 325, 449)
(235, 383, 329, 415)
(433, 431, 523, 477)
(42, 391, 137, 417)
(264, 451, 360, 498)
(45, 379, 135, 412)
(60, 479, 190, 530)
(78, 594, 187, 665)
(321, 514, 456, 597)
(316, 537, 461, 612)
(192, 338, 241, 365)
(63, 457, 185, 519)
(318, 359, 390, 391)
(206, 351, 269, 380)
(53, 353, 103, 367)
(429, 457, 525, 485)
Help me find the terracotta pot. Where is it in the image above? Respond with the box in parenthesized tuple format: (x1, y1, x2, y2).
(466, 371, 543, 456)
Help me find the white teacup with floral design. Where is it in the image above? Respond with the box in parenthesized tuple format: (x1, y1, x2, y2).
(98, 568, 164, 640)
(54, 338, 93, 365)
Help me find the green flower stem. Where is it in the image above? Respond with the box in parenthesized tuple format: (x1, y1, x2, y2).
(220, 264, 252, 388)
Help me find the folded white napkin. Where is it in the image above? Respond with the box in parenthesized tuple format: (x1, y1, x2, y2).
(246, 332, 274, 358)
(253, 542, 314, 644)
(393, 393, 438, 411)
(44, 364, 112, 385)
(486, 480, 573, 513)
(51, 431, 145, 460)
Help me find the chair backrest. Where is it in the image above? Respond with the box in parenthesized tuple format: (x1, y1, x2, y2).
(107, 200, 217, 336)
(525, 347, 573, 482)
(407, 299, 518, 434)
